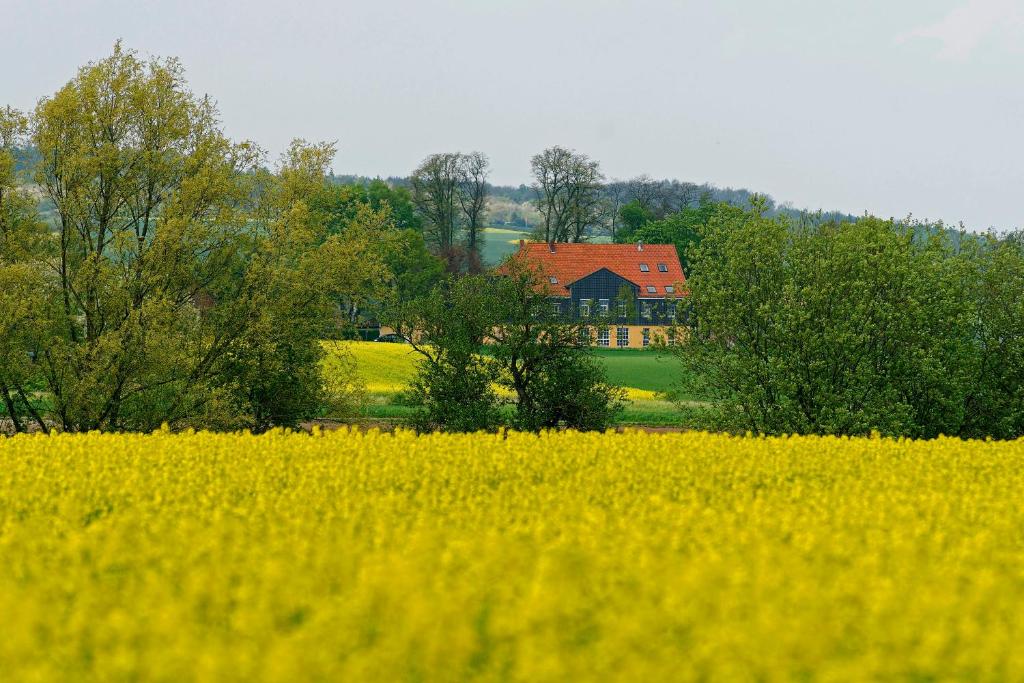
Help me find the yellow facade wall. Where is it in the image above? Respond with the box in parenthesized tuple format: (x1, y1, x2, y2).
(379, 325, 682, 350)
(580, 325, 681, 349)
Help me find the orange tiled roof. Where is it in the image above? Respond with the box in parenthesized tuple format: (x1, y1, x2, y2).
(506, 241, 685, 297)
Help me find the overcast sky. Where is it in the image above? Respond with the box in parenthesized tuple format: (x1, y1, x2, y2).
(6, 0, 1023, 229)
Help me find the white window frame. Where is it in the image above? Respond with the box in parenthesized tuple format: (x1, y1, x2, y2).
(579, 299, 591, 318)
(598, 299, 610, 314)
(597, 328, 610, 347)
(616, 326, 629, 347)
(642, 327, 650, 347)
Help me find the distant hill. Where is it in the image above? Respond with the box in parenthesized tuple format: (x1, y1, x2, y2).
(330, 172, 860, 225)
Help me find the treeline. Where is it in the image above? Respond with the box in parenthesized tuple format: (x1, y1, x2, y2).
(331, 173, 860, 229)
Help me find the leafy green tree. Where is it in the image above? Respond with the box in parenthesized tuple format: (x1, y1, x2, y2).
(958, 234, 1024, 438)
(619, 199, 741, 275)
(0, 106, 53, 430)
(389, 260, 624, 433)
(390, 277, 503, 433)
(673, 202, 1024, 439)
(1, 45, 371, 432)
(489, 259, 625, 431)
(617, 200, 653, 239)
(313, 179, 421, 234)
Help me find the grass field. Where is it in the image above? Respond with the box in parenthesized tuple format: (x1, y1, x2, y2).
(3, 429, 1023, 680)
(329, 341, 689, 425)
(480, 227, 615, 266)
(481, 227, 532, 265)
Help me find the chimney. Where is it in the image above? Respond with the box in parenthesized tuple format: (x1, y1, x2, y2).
(549, 242, 556, 253)
(636, 240, 643, 252)
(519, 239, 525, 251)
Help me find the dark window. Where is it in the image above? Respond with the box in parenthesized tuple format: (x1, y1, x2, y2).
(639, 263, 650, 272)
(646, 285, 656, 294)
(597, 328, 610, 347)
(657, 263, 668, 272)
(665, 285, 674, 293)
(617, 300, 626, 317)
(580, 299, 591, 317)
(598, 299, 609, 314)
(642, 328, 650, 347)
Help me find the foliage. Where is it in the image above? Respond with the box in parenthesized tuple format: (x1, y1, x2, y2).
(3, 429, 1024, 680)
(387, 263, 625, 432)
(617, 199, 743, 274)
(313, 178, 421, 233)
(0, 107, 52, 431)
(617, 199, 653, 235)
(396, 277, 503, 432)
(0, 45, 377, 432)
(488, 260, 626, 431)
(675, 203, 1024, 438)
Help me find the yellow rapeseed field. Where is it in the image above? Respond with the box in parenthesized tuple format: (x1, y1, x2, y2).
(2, 429, 1023, 681)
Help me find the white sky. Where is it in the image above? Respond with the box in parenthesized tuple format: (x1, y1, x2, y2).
(5, 0, 1023, 230)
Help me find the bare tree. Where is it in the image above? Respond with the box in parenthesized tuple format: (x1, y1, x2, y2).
(457, 151, 489, 259)
(531, 146, 604, 244)
(411, 153, 461, 251)
(627, 175, 662, 213)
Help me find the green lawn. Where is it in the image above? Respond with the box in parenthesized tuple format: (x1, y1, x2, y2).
(481, 227, 532, 265)
(591, 348, 682, 395)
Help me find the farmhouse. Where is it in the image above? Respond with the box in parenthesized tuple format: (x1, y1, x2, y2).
(508, 241, 686, 349)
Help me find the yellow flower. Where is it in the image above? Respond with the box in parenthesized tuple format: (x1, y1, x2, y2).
(1, 429, 1022, 680)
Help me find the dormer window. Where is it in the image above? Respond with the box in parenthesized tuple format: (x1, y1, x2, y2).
(549, 276, 558, 284)
(657, 263, 668, 272)
(646, 285, 656, 294)
(639, 263, 650, 272)
(665, 285, 674, 293)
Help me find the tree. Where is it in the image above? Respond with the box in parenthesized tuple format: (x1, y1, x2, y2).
(624, 199, 741, 274)
(386, 259, 625, 433)
(617, 200, 654, 238)
(530, 146, 604, 244)
(411, 152, 462, 254)
(410, 151, 490, 271)
(1, 45, 368, 432)
(313, 179, 421, 235)
(388, 276, 503, 433)
(488, 259, 626, 431)
(0, 106, 52, 431)
(456, 151, 489, 266)
(672, 202, 1024, 439)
